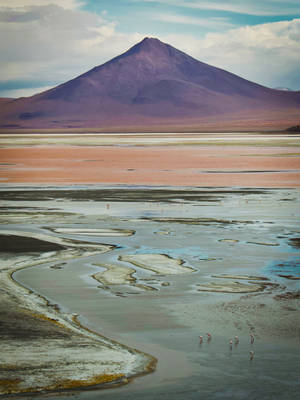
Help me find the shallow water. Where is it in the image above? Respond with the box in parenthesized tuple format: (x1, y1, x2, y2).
(2, 187, 300, 399)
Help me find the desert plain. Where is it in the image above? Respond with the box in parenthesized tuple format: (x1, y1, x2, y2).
(0, 131, 300, 400)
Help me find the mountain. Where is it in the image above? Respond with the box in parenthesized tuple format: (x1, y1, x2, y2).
(1, 37, 299, 130)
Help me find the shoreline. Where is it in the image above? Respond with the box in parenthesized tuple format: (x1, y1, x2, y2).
(0, 231, 157, 396)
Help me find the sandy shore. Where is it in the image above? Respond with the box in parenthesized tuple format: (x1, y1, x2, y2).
(0, 231, 156, 396)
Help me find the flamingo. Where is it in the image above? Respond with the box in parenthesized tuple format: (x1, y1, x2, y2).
(199, 335, 203, 344)
(250, 333, 254, 344)
(206, 333, 212, 342)
(250, 351, 254, 360)
(229, 339, 233, 350)
(234, 336, 239, 345)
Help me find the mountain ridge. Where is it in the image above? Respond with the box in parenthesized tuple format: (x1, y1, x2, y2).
(1, 37, 299, 130)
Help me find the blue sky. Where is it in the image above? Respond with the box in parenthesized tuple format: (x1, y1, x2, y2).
(83, 0, 299, 35)
(0, 0, 299, 97)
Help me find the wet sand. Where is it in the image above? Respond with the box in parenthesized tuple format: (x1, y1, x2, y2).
(0, 133, 300, 187)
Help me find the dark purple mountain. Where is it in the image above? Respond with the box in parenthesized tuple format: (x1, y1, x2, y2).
(1, 37, 299, 130)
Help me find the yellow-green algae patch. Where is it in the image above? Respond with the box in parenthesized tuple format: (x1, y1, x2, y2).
(119, 254, 195, 275)
(0, 379, 22, 394)
(48, 373, 126, 390)
(196, 281, 267, 293)
(218, 239, 239, 243)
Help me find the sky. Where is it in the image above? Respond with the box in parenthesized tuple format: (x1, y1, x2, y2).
(0, 0, 299, 97)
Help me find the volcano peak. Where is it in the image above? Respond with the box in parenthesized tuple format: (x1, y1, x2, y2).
(0, 37, 299, 130)
(123, 36, 171, 58)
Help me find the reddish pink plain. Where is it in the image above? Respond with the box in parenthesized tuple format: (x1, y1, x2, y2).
(1, 145, 299, 187)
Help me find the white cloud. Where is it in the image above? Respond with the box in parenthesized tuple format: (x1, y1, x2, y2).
(156, 14, 234, 29)
(0, 0, 83, 10)
(175, 0, 300, 16)
(0, 86, 53, 98)
(0, 3, 143, 95)
(162, 19, 300, 89)
(136, 0, 300, 16)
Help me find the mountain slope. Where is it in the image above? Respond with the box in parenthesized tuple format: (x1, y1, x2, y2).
(1, 37, 299, 130)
